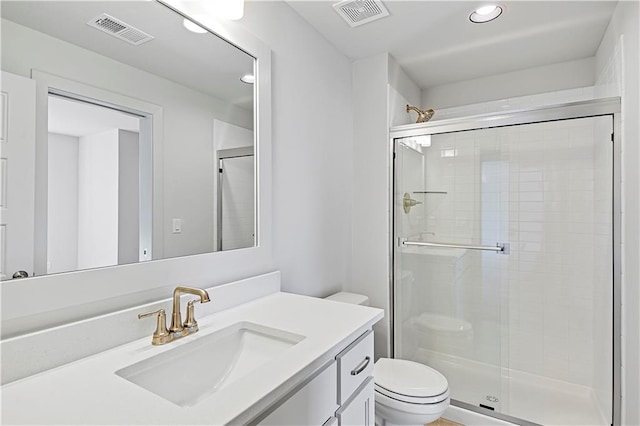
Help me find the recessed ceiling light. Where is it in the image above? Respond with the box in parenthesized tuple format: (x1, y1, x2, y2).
(183, 18, 207, 34)
(240, 74, 255, 84)
(469, 5, 503, 23)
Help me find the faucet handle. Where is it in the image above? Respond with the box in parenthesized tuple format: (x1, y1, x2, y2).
(183, 299, 201, 331)
(138, 309, 170, 345)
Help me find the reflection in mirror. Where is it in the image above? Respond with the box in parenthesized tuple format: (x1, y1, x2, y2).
(0, 1, 257, 280)
(47, 94, 151, 273)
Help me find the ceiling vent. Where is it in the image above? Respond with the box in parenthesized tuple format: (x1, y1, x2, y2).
(332, 0, 389, 28)
(87, 13, 154, 46)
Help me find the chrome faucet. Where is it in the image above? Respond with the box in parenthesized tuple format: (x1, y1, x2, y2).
(138, 286, 210, 345)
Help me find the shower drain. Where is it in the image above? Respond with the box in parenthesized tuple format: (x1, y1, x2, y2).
(486, 395, 500, 403)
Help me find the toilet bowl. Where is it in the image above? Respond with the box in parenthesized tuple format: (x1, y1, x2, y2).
(325, 292, 450, 426)
(374, 358, 449, 426)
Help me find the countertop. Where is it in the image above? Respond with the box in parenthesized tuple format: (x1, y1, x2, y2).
(1, 292, 383, 425)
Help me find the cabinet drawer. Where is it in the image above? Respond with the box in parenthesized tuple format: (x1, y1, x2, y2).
(336, 330, 373, 404)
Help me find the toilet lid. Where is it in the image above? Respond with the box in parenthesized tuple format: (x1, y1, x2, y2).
(374, 358, 448, 398)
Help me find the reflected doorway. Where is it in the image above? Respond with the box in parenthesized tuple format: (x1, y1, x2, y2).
(47, 93, 152, 274)
(217, 148, 255, 251)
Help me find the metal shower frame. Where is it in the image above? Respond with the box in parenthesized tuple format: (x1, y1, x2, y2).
(389, 97, 622, 426)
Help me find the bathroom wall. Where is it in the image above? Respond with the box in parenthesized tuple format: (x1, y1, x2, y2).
(350, 53, 421, 358)
(117, 130, 141, 265)
(47, 129, 139, 273)
(595, 2, 640, 424)
(47, 133, 79, 273)
(236, 2, 354, 297)
(422, 57, 596, 109)
(77, 129, 119, 269)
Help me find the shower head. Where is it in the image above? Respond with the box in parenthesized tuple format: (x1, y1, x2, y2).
(406, 105, 435, 123)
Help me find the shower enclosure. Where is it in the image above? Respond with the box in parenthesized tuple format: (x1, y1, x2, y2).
(391, 99, 620, 426)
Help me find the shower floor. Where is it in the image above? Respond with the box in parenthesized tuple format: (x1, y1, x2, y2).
(413, 349, 608, 426)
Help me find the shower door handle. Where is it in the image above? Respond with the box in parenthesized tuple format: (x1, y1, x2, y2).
(399, 238, 510, 255)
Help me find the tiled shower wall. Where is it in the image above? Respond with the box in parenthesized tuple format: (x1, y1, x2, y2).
(407, 114, 613, 394)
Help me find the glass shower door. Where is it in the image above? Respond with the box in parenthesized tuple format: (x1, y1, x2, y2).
(392, 115, 614, 425)
(393, 131, 508, 413)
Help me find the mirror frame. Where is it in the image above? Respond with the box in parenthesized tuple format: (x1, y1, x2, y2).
(1, 0, 273, 338)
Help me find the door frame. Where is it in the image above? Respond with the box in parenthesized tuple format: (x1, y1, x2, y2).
(31, 70, 163, 274)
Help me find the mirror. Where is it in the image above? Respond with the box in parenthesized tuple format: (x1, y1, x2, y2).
(0, 0, 257, 280)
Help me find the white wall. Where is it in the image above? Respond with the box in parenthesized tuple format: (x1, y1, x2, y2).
(422, 57, 596, 109)
(351, 53, 421, 358)
(117, 130, 140, 265)
(352, 53, 391, 359)
(77, 129, 119, 270)
(237, 2, 354, 297)
(47, 133, 79, 274)
(595, 2, 640, 424)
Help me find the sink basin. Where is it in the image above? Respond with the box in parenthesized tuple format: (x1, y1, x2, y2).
(115, 321, 305, 407)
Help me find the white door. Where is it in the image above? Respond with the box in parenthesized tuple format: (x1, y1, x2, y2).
(0, 71, 36, 279)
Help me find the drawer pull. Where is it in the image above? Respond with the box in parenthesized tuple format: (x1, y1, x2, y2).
(350, 356, 371, 376)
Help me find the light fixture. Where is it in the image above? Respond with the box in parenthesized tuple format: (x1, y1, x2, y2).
(203, 0, 245, 21)
(398, 135, 431, 149)
(240, 74, 255, 84)
(469, 4, 503, 23)
(183, 18, 207, 34)
(414, 135, 431, 147)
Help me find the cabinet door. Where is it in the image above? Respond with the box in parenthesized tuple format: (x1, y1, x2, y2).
(336, 377, 375, 426)
(259, 361, 338, 425)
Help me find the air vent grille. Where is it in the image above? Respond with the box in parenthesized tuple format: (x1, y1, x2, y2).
(332, 0, 389, 28)
(87, 14, 154, 46)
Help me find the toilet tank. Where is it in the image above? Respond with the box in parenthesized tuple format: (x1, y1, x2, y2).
(325, 292, 369, 306)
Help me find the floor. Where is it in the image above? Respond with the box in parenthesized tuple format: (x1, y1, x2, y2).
(428, 419, 463, 426)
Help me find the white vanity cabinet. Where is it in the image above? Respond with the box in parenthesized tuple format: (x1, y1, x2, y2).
(257, 329, 375, 426)
(336, 377, 375, 425)
(335, 330, 375, 425)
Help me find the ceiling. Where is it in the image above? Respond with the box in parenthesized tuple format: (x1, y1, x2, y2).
(1, 1, 254, 109)
(286, 1, 618, 89)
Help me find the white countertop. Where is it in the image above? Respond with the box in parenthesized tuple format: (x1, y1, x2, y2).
(1, 292, 383, 425)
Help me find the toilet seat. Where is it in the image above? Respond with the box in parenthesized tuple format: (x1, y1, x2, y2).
(375, 387, 450, 417)
(374, 358, 450, 425)
(375, 383, 449, 405)
(374, 358, 448, 401)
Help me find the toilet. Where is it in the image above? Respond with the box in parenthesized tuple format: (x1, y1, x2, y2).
(325, 292, 451, 426)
